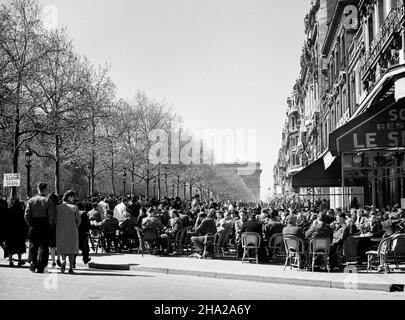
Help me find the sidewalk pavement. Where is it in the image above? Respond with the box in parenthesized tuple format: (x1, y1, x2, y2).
(87, 253, 405, 293)
(2, 249, 405, 293)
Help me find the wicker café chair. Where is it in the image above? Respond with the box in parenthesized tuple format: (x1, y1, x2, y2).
(309, 238, 331, 272)
(135, 227, 159, 257)
(366, 236, 393, 273)
(283, 235, 306, 271)
(202, 229, 228, 259)
(391, 233, 405, 270)
(241, 232, 261, 264)
(268, 233, 284, 259)
(166, 227, 191, 255)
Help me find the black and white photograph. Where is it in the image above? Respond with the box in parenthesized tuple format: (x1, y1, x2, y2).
(1, 0, 405, 309)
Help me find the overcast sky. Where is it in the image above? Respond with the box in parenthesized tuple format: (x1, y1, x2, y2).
(37, 0, 313, 200)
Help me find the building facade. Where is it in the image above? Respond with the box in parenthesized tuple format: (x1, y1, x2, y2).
(274, 0, 405, 210)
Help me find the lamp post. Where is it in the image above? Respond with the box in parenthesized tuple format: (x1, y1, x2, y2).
(25, 148, 33, 198)
(122, 171, 127, 197)
(153, 179, 156, 199)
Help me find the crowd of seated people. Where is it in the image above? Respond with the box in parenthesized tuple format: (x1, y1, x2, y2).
(68, 193, 405, 268)
(8, 189, 403, 272)
(177, 200, 405, 269)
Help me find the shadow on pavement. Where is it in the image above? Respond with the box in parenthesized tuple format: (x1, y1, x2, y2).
(65, 271, 153, 277)
(0, 264, 29, 269)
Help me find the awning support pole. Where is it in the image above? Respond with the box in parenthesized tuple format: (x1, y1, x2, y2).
(371, 152, 376, 209)
(342, 153, 345, 210)
(313, 187, 315, 208)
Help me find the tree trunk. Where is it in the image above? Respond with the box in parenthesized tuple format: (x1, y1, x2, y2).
(199, 185, 203, 202)
(55, 135, 61, 195)
(90, 114, 96, 195)
(11, 78, 22, 198)
(146, 169, 150, 198)
(176, 175, 180, 197)
(110, 150, 115, 195)
(157, 165, 161, 200)
(90, 146, 95, 195)
(189, 183, 193, 201)
(11, 148, 19, 198)
(131, 162, 135, 197)
(165, 173, 168, 198)
(87, 175, 91, 196)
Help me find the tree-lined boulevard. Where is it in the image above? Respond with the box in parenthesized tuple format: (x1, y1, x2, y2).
(0, 0, 256, 202)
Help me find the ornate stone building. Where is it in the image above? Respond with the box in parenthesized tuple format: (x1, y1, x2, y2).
(273, 0, 336, 202)
(274, 0, 405, 209)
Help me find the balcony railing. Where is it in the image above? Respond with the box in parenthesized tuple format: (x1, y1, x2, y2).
(360, 2, 405, 80)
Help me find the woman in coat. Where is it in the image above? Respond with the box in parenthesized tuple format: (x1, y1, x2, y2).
(55, 190, 81, 274)
(5, 198, 27, 267)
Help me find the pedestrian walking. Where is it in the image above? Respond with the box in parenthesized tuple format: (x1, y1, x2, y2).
(55, 190, 81, 274)
(48, 193, 61, 268)
(76, 201, 91, 265)
(24, 182, 56, 273)
(4, 198, 27, 267)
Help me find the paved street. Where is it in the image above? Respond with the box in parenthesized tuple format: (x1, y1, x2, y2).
(1, 266, 405, 300)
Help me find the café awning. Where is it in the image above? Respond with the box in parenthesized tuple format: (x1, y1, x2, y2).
(291, 153, 341, 188)
(329, 96, 405, 155)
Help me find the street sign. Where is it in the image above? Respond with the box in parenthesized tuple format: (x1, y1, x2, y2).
(3, 173, 21, 187)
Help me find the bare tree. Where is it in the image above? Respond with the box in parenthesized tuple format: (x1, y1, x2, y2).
(0, 0, 60, 196)
(28, 29, 88, 194)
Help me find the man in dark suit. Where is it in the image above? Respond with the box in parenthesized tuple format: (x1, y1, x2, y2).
(282, 215, 305, 240)
(24, 182, 55, 273)
(190, 210, 217, 258)
(128, 197, 140, 219)
(263, 210, 284, 241)
(239, 211, 266, 262)
(241, 211, 263, 234)
(305, 211, 334, 270)
(282, 215, 306, 267)
(329, 212, 349, 270)
(160, 210, 183, 255)
(305, 212, 333, 241)
(96, 210, 120, 253)
(119, 210, 139, 250)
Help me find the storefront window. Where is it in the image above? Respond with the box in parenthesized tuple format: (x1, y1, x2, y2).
(342, 151, 405, 209)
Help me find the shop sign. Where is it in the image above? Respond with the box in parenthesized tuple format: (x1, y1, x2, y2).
(336, 102, 405, 152)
